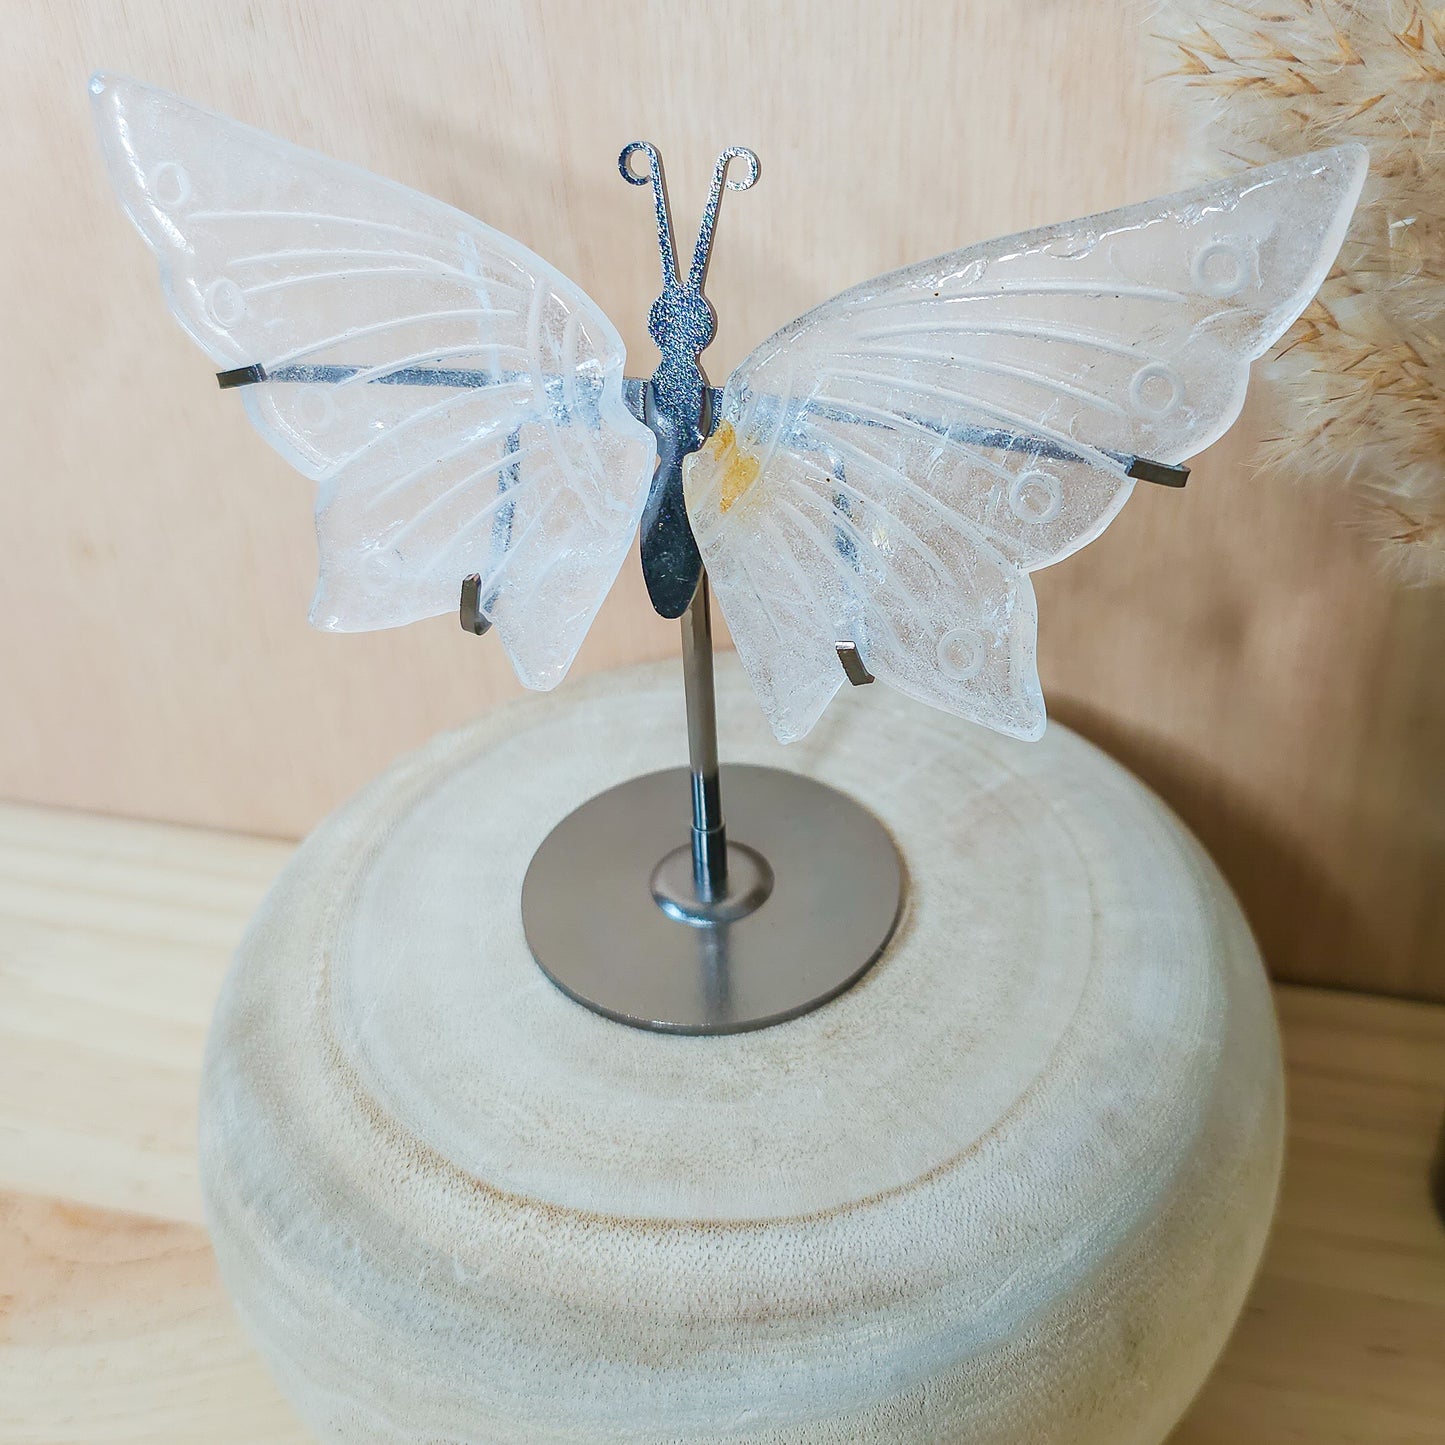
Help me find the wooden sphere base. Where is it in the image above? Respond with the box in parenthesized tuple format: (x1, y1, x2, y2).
(199, 658, 1282, 1445)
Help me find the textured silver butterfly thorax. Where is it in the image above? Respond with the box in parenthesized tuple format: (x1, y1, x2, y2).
(620, 141, 760, 618)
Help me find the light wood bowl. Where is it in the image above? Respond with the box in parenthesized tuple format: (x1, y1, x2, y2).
(200, 658, 1281, 1443)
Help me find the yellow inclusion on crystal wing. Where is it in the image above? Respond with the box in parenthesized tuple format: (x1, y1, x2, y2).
(705, 422, 762, 514)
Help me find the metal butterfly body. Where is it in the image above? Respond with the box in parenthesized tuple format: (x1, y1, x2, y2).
(92, 73, 1366, 743)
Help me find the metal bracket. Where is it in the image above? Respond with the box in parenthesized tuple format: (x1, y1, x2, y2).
(1125, 456, 1190, 487)
(836, 642, 875, 686)
(459, 574, 492, 636)
(217, 363, 268, 388)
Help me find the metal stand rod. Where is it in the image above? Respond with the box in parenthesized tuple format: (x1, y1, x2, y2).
(681, 574, 728, 902)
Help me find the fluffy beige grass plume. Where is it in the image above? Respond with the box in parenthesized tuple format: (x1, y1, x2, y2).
(1153, 0, 1445, 581)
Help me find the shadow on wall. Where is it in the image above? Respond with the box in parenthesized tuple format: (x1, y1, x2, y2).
(1051, 695, 1392, 997)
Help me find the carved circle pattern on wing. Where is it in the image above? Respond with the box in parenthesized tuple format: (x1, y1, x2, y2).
(293, 386, 336, 434)
(1128, 362, 1185, 420)
(1191, 239, 1249, 299)
(147, 160, 191, 210)
(937, 627, 986, 682)
(204, 277, 246, 327)
(1009, 470, 1064, 525)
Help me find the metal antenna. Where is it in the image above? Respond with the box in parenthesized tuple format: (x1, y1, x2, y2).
(687, 146, 761, 292)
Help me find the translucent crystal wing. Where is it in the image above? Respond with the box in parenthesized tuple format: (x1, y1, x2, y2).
(686, 146, 1367, 742)
(91, 73, 656, 691)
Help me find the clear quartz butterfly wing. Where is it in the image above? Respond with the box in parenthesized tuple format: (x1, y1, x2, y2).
(90, 73, 656, 691)
(686, 145, 1367, 743)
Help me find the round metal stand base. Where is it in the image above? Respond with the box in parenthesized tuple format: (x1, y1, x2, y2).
(522, 764, 904, 1034)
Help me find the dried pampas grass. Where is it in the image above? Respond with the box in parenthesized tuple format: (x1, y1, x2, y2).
(1152, 0, 1445, 581)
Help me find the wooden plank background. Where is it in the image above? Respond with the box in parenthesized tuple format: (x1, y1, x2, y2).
(2, 0, 1441, 998)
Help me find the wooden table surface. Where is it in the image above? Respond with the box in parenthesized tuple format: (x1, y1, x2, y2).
(1, 800, 1442, 1443)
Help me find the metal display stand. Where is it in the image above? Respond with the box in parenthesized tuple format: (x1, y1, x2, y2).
(517, 143, 905, 1034)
